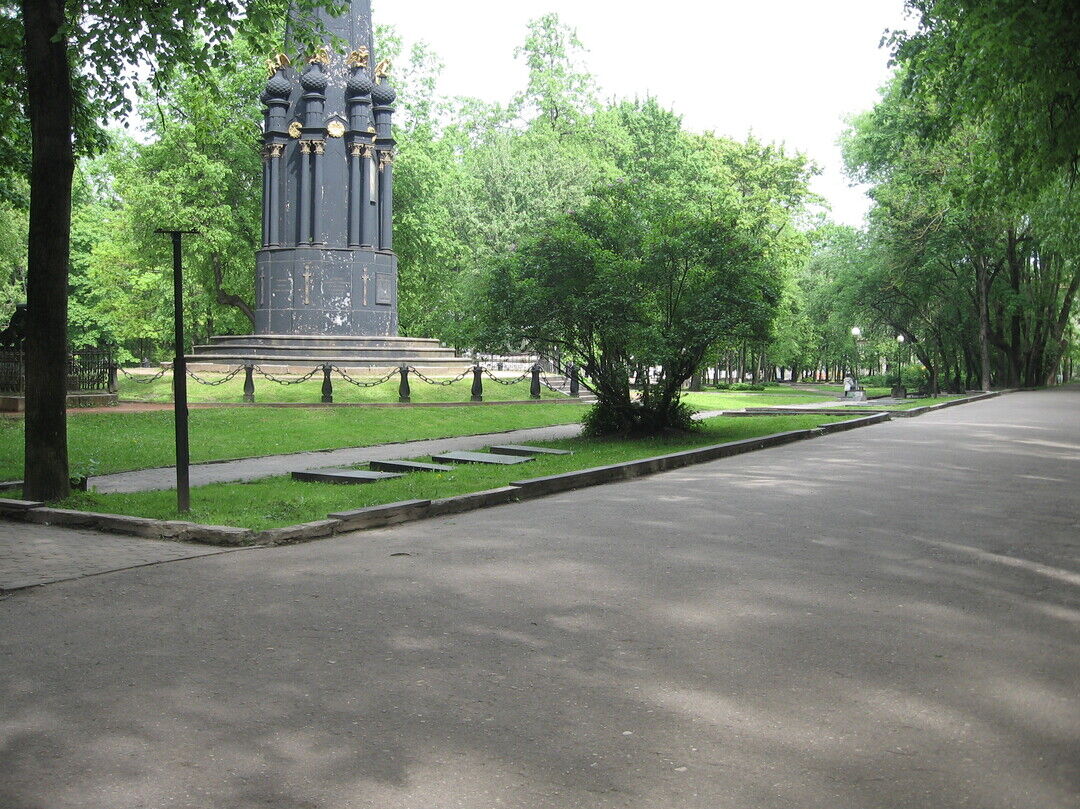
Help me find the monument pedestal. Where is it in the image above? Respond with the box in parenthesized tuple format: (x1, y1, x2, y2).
(255, 246, 398, 337)
(186, 333, 470, 374)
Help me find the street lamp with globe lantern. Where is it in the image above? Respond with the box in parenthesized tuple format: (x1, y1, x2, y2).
(850, 326, 862, 390)
(894, 334, 906, 397)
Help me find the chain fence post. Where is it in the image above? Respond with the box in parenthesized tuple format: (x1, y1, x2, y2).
(398, 365, 411, 403)
(321, 364, 333, 403)
(242, 363, 255, 403)
(471, 364, 483, 402)
(530, 363, 542, 399)
(568, 362, 579, 397)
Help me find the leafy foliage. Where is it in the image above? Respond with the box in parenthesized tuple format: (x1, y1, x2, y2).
(479, 106, 814, 435)
(889, 0, 1080, 191)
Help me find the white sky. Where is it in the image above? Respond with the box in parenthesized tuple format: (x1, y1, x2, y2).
(374, 0, 913, 228)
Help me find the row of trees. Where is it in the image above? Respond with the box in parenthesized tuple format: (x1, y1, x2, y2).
(813, 1, 1080, 392)
(4, 1, 1077, 496)
(14, 15, 817, 435)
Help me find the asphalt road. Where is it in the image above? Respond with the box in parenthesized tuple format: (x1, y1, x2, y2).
(1, 388, 1077, 808)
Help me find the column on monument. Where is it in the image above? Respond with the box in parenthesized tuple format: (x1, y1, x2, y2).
(298, 141, 312, 244)
(299, 52, 329, 246)
(267, 144, 283, 246)
(261, 61, 292, 247)
(361, 143, 377, 247)
(371, 70, 396, 252)
(311, 140, 325, 244)
(345, 48, 375, 248)
(261, 149, 271, 247)
(378, 150, 393, 251)
(347, 143, 362, 246)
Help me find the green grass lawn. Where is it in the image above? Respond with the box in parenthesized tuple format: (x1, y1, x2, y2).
(117, 371, 562, 404)
(681, 390, 835, 409)
(813, 384, 893, 398)
(0, 403, 589, 481)
(58, 413, 855, 530)
(874, 395, 964, 410)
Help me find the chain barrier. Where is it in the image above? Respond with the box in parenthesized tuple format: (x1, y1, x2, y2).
(538, 370, 569, 392)
(122, 362, 576, 397)
(117, 365, 169, 384)
(186, 365, 244, 386)
(482, 367, 531, 386)
(332, 365, 398, 388)
(251, 365, 323, 386)
(408, 365, 472, 387)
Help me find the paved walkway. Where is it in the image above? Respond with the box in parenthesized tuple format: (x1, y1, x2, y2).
(0, 388, 1076, 808)
(0, 412, 733, 592)
(0, 522, 235, 591)
(88, 410, 727, 493)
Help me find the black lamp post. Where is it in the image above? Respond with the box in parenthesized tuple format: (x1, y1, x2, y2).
(894, 334, 906, 398)
(157, 228, 197, 514)
(850, 326, 862, 389)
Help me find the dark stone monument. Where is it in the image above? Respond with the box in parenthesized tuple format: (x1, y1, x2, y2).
(256, 0, 397, 336)
(185, 0, 471, 375)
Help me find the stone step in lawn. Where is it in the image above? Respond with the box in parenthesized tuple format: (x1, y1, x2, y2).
(369, 459, 456, 473)
(488, 444, 572, 457)
(432, 451, 535, 466)
(292, 468, 404, 484)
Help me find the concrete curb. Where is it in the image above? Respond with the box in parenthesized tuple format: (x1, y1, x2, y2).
(1, 504, 257, 546)
(739, 391, 1003, 418)
(509, 429, 812, 497)
(887, 390, 1001, 418)
(329, 499, 433, 532)
(0, 411, 890, 546)
(812, 412, 891, 432)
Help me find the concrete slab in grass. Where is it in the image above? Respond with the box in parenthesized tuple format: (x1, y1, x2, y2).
(511, 430, 813, 497)
(369, 459, 455, 473)
(488, 444, 572, 456)
(432, 451, 535, 465)
(292, 468, 404, 484)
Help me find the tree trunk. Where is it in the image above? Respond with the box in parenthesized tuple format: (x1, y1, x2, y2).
(975, 256, 991, 390)
(22, 0, 73, 501)
(211, 254, 256, 328)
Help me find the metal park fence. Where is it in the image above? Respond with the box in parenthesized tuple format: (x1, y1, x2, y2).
(117, 361, 588, 405)
(0, 346, 117, 395)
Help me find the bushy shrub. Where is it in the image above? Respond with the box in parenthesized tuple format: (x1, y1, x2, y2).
(863, 366, 929, 389)
(582, 399, 697, 437)
(714, 382, 731, 390)
(730, 382, 765, 391)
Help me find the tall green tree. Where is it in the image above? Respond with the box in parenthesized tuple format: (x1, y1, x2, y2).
(890, 0, 1080, 193)
(480, 105, 813, 435)
(844, 71, 1080, 389)
(18, 0, 339, 500)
